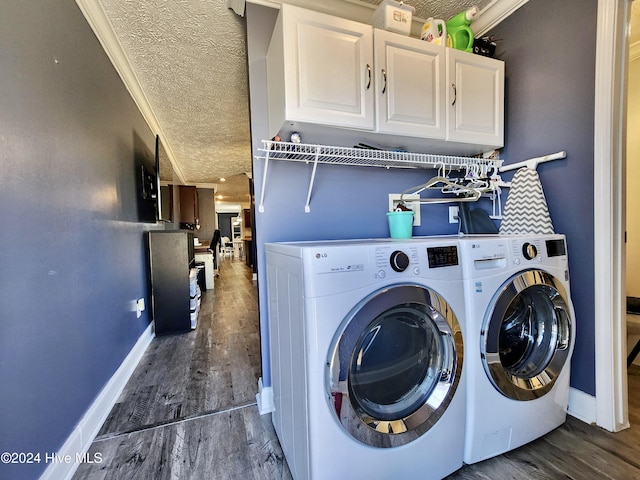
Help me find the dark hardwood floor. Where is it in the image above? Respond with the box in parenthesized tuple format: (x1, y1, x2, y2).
(73, 259, 291, 480)
(74, 259, 640, 479)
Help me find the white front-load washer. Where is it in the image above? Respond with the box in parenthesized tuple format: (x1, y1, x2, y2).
(458, 234, 575, 464)
(265, 238, 466, 480)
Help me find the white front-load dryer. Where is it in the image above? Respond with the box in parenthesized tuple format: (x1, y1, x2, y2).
(458, 234, 575, 464)
(265, 238, 466, 479)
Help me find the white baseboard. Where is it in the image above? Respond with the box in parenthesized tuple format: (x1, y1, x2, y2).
(39, 322, 155, 480)
(567, 386, 597, 425)
(256, 377, 275, 415)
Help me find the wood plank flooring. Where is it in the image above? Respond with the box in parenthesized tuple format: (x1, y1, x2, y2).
(75, 259, 640, 479)
(73, 259, 290, 479)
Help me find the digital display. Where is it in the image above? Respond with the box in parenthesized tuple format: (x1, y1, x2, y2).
(427, 246, 459, 268)
(546, 239, 566, 257)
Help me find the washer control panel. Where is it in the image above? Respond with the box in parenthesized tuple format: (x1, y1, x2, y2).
(427, 245, 459, 268)
(296, 239, 463, 296)
(373, 243, 460, 280)
(376, 246, 419, 278)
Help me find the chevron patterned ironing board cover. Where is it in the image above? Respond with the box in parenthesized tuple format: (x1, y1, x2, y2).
(499, 167, 555, 235)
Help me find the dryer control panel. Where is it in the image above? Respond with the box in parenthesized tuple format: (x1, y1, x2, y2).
(510, 238, 544, 265)
(508, 236, 569, 270)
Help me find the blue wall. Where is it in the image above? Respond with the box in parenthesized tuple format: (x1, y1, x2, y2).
(248, 0, 599, 397)
(0, 1, 160, 478)
(490, 0, 598, 395)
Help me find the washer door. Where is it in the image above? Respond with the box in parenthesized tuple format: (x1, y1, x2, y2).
(326, 284, 462, 447)
(482, 270, 573, 401)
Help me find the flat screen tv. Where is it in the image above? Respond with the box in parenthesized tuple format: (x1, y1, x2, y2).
(135, 133, 158, 223)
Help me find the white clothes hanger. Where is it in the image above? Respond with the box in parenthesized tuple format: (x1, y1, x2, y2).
(400, 175, 481, 205)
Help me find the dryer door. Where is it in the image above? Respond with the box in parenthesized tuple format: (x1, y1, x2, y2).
(481, 269, 573, 401)
(326, 284, 463, 447)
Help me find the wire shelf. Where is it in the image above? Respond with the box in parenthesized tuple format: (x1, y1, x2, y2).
(258, 141, 502, 170)
(256, 140, 503, 213)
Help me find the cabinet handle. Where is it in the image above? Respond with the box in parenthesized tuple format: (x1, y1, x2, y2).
(366, 64, 372, 90)
(451, 83, 457, 106)
(381, 69, 387, 95)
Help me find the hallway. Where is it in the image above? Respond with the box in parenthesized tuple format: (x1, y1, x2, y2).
(73, 259, 291, 479)
(73, 258, 640, 479)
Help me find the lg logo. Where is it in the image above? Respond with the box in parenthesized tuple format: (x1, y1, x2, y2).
(315, 253, 328, 259)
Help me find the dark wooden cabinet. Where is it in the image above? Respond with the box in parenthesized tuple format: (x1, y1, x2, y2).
(179, 186, 199, 226)
(243, 208, 251, 228)
(148, 230, 195, 335)
(244, 239, 253, 268)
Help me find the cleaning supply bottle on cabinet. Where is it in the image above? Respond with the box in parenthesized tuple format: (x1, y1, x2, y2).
(446, 6, 478, 52)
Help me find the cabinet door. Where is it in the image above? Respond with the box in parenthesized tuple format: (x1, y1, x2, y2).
(446, 49, 504, 147)
(179, 186, 199, 224)
(374, 29, 446, 138)
(281, 4, 375, 130)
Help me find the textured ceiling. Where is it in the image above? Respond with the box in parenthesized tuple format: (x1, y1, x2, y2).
(99, 0, 252, 204)
(97, 0, 491, 203)
(358, 0, 491, 21)
(98, 0, 635, 204)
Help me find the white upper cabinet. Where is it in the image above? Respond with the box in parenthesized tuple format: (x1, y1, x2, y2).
(266, 5, 504, 154)
(446, 48, 504, 146)
(267, 4, 375, 135)
(374, 29, 446, 138)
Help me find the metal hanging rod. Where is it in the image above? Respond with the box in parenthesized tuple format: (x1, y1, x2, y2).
(499, 151, 566, 172)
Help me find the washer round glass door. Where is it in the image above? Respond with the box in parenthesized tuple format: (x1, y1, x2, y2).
(482, 269, 573, 401)
(326, 284, 462, 447)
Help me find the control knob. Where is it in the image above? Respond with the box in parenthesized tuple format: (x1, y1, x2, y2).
(390, 250, 410, 272)
(522, 242, 538, 260)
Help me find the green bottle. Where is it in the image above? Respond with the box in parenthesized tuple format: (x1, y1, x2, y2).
(446, 6, 479, 52)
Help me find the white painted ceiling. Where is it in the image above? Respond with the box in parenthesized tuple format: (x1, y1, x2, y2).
(96, 0, 638, 204)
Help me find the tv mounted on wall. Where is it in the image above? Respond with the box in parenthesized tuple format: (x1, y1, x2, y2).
(135, 133, 158, 223)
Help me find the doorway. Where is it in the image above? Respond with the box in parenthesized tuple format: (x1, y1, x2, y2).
(218, 212, 239, 243)
(626, 3, 640, 370)
(591, 0, 633, 433)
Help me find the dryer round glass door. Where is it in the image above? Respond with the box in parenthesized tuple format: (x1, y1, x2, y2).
(481, 269, 574, 400)
(326, 284, 463, 447)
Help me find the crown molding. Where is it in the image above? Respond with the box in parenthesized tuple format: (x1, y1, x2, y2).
(74, 0, 187, 184)
(472, 0, 530, 37)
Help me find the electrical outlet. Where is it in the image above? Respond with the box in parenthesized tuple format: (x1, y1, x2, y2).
(136, 298, 145, 318)
(449, 206, 459, 224)
(388, 194, 421, 226)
